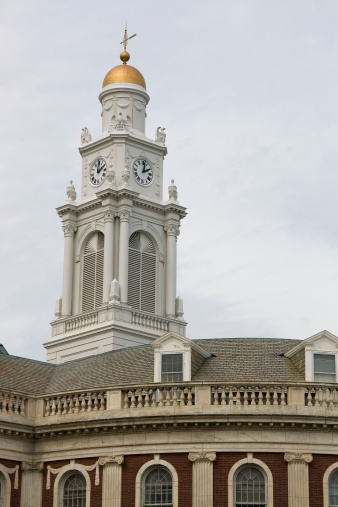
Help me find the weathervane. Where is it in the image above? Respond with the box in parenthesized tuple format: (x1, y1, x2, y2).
(120, 25, 136, 52)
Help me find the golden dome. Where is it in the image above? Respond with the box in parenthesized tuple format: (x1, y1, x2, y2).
(102, 50, 146, 89)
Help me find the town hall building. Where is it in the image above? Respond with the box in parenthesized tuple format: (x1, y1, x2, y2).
(1, 30, 338, 507)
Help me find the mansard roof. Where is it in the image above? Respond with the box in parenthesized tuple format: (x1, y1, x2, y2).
(0, 337, 303, 395)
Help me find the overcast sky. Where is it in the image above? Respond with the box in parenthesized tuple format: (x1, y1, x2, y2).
(0, 1, 338, 361)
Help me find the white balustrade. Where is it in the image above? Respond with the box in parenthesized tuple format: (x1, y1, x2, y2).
(123, 385, 195, 408)
(211, 385, 287, 406)
(64, 311, 99, 332)
(0, 393, 26, 415)
(44, 391, 106, 416)
(131, 311, 170, 332)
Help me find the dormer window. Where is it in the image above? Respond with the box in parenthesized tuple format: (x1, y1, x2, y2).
(161, 354, 183, 382)
(314, 353, 336, 383)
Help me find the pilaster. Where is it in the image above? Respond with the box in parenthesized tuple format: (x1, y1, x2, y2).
(103, 208, 115, 303)
(61, 222, 77, 316)
(284, 452, 313, 507)
(164, 222, 179, 317)
(20, 462, 44, 507)
(98, 455, 124, 507)
(118, 208, 131, 304)
(188, 452, 216, 507)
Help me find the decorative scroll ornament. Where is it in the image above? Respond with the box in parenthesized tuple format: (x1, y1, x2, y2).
(168, 179, 178, 201)
(156, 127, 166, 145)
(121, 167, 130, 186)
(22, 462, 44, 472)
(188, 452, 216, 463)
(102, 99, 114, 111)
(103, 208, 115, 222)
(46, 459, 101, 490)
(116, 100, 129, 109)
(98, 455, 124, 466)
(284, 453, 313, 464)
(81, 127, 92, 145)
(119, 209, 131, 222)
(66, 180, 76, 201)
(134, 100, 144, 112)
(2, 465, 19, 489)
(106, 170, 115, 185)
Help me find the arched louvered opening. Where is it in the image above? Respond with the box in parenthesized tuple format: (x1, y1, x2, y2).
(128, 232, 156, 313)
(82, 232, 104, 312)
(62, 473, 86, 507)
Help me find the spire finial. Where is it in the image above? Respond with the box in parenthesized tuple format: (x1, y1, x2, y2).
(119, 25, 137, 65)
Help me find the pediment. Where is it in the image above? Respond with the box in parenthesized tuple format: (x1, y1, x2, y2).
(151, 332, 210, 358)
(285, 330, 338, 357)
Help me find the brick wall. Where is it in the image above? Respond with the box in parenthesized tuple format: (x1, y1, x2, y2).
(0, 458, 21, 507)
(309, 454, 338, 507)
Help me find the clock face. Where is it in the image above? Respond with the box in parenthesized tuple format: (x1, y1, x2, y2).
(133, 159, 153, 186)
(90, 158, 107, 186)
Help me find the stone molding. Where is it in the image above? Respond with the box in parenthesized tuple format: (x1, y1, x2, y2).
(284, 453, 313, 464)
(21, 461, 44, 472)
(118, 209, 131, 222)
(46, 458, 100, 489)
(103, 208, 115, 222)
(188, 452, 216, 463)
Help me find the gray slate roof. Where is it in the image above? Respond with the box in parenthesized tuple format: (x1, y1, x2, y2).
(0, 338, 303, 395)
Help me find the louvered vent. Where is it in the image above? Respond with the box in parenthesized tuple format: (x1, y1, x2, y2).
(82, 232, 105, 312)
(128, 232, 156, 313)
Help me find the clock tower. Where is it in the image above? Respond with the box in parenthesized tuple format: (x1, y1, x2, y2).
(44, 33, 187, 364)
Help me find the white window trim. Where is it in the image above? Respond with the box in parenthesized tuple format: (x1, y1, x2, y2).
(312, 352, 337, 382)
(0, 466, 11, 507)
(154, 349, 191, 383)
(53, 463, 91, 507)
(135, 456, 178, 507)
(323, 461, 338, 507)
(228, 454, 273, 507)
(305, 349, 338, 382)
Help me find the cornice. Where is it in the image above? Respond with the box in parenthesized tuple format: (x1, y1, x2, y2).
(78, 132, 167, 157)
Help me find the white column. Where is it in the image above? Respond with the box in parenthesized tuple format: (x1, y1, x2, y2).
(164, 222, 179, 317)
(118, 209, 131, 304)
(61, 223, 77, 316)
(99, 455, 124, 507)
(20, 462, 44, 507)
(188, 452, 216, 507)
(284, 453, 313, 507)
(103, 208, 115, 303)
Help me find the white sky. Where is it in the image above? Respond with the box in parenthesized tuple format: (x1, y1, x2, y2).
(0, 1, 338, 361)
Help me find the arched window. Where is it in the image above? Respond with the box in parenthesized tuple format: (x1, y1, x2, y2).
(143, 467, 173, 507)
(128, 232, 156, 313)
(329, 469, 338, 506)
(82, 232, 104, 312)
(62, 473, 86, 507)
(234, 466, 266, 507)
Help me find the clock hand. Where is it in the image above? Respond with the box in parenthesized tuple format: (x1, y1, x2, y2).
(142, 160, 147, 173)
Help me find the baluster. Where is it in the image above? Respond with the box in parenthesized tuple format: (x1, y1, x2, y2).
(85, 393, 91, 412)
(68, 396, 74, 413)
(273, 387, 278, 405)
(221, 387, 226, 405)
(322, 389, 327, 407)
(251, 388, 257, 406)
(14, 397, 19, 415)
(187, 388, 193, 406)
(258, 387, 263, 405)
(166, 389, 171, 406)
(130, 391, 136, 409)
(281, 389, 286, 406)
(20, 398, 25, 416)
(45, 398, 50, 417)
(179, 388, 185, 406)
(213, 387, 219, 406)
(266, 388, 271, 406)
(329, 388, 334, 407)
(62, 397, 68, 415)
(229, 386, 233, 405)
(74, 394, 80, 414)
(10, 395, 15, 413)
(93, 393, 99, 411)
(173, 388, 178, 406)
(314, 388, 320, 406)
(233, 388, 238, 405)
(123, 392, 129, 409)
(144, 390, 150, 408)
(99, 392, 105, 411)
(158, 389, 164, 407)
(243, 388, 249, 405)
(56, 397, 61, 415)
(51, 397, 56, 416)
(80, 393, 86, 412)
